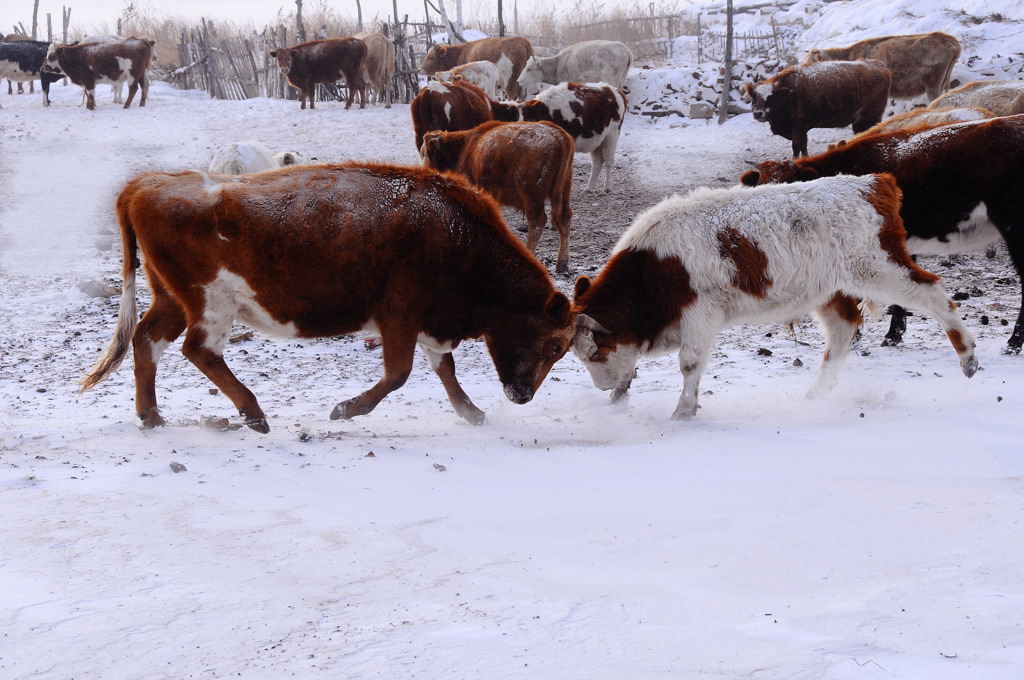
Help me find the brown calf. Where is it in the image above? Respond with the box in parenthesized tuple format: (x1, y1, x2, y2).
(270, 38, 367, 110)
(410, 80, 495, 149)
(81, 163, 574, 431)
(419, 37, 533, 99)
(803, 32, 960, 100)
(42, 38, 154, 110)
(421, 121, 575, 273)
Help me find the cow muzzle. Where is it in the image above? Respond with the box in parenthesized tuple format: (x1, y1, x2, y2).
(752, 110, 766, 122)
(503, 382, 535, 405)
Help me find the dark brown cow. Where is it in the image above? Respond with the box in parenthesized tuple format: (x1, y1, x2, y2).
(745, 60, 891, 157)
(41, 38, 154, 109)
(80, 162, 574, 431)
(410, 80, 495, 149)
(739, 114, 1024, 352)
(420, 121, 575, 273)
(419, 37, 533, 99)
(803, 32, 961, 101)
(269, 38, 367, 110)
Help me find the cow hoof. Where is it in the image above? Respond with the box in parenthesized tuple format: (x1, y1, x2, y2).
(330, 400, 357, 420)
(880, 335, 903, 347)
(1003, 343, 1022, 356)
(139, 413, 166, 429)
(516, 224, 528, 233)
(246, 417, 270, 434)
(961, 355, 980, 378)
(556, 262, 569, 275)
(610, 387, 630, 403)
(671, 407, 697, 421)
(461, 408, 486, 425)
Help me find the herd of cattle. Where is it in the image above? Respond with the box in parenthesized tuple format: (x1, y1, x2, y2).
(6, 28, 1012, 429)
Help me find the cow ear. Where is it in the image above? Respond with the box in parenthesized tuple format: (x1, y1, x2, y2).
(545, 292, 571, 325)
(773, 86, 791, 100)
(740, 170, 761, 186)
(796, 166, 820, 181)
(269, 50, 277, 58)
(423, 132, 442, 152)
(437, 45, 447, 56)
(574, 276, 591, 299)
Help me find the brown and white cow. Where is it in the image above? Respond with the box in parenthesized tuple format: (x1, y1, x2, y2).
(420, 121, 575, 273)
(803, 31, 960, 101)
(354, 31, 395, 106)
(572, 174, 978, 419)
(80, 162, 574, 431)
(517, 82, 627, 192)
(410, 80, 496, 149)
(435, 60, 503, 98)
(270, 37, 367, 110)
(739, 114, 1024, 353)
(928, 79, 1024, 116)
(419, 37, 533, 99)
(745, 60, 891, 157)
(41, 38, 154, 109)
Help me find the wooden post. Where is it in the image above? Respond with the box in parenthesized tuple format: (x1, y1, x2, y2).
(717, 0, 733, 124)
(295, 0, 306, 42)
(46, 13, 51, 41)
(514, 0, 519, 36)
(31, 0, 39, 39)
(356, 0, 363, 32)
(62, 6, 70, 43)
(497, 0, 505, 37)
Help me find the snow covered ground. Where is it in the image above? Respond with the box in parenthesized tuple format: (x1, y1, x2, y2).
(2, 80, 1023, 680)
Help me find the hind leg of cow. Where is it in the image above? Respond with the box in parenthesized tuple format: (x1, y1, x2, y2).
(524, 204, 547, 256)
(330, 320, 417, 421)
(181, 324, 270, 433)
(421, 346, 486, 425)
(792, 129, 809, 158)
(807, 294, 861, 398)
(133, 292, 187, 428)
(881, 304, 908, 346)
(983, 196, 1024, 353)
(586, 151, 606, 192)
(551, 195, 573, 274)
(139, 75, 149, 107)
(600, 134, 620, 192)
(123, 81, 139, 108)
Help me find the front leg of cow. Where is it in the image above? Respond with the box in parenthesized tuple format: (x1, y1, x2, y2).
(421, 347, 486, 425)
(792, 128, 809, 158)
(331, 321, 417, 421)
(672, 313, 717, 420)
(181, 326, 270, 433)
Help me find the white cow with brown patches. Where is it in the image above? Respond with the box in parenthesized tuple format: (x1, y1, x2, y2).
(572, 173, 978, 419)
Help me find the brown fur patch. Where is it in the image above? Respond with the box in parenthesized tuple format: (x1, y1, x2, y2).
(411, 80, 494, 149)
(947, 328, 968, 354)
(824, 292, 862, 325)
(716, 228, 772, 297)
(573, 248, 697, 350)
(520, 83, 624, 142)
(419, 37, 533, 98)
(862, 174, 939, 284)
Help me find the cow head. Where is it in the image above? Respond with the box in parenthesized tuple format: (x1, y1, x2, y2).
(802, 48, 824, 65)
(484, 292, 574, 404)
(739, 160, 819, 186)
(516, 56, 546, 97)
(274, 151, 302, 167)
(418, 131, 461, 170)
(570, 277, 640, 396)
(745, 81, 784, 123)
(269, 48, 296, 75)
(419, 44, 450, 75)
(40, 42, 64, 75)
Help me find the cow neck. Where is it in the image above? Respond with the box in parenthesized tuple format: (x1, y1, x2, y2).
(579, 248, 695, 348)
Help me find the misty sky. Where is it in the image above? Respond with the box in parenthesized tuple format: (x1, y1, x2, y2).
(1, 0, 604, 34)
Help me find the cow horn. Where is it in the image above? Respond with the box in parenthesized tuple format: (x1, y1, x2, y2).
(576, 313, 610, 334)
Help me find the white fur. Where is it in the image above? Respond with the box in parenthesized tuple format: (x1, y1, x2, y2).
(573, 175, 979, 418)
(516, 40, 632, 96)
(443, 100, 452, 123)
(208, 141, 301, 175)
(494, 53, 514, 96)
(531, 82, 626, 192)
(200, 269, 298, 352)
(448, 60, 501, 98)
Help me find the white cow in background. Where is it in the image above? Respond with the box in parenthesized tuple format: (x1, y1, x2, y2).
(208, 141, 302, 175)
(434, 60, 503, 98)
(517, 40, 632, 96)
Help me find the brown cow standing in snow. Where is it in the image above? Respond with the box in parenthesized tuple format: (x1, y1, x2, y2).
(41, 38, 155, 110)
(420, 121, 575, 273)
(803, 31, 960, 101)
(81, 163, 575, 431)
(410, 80, 500, 149)
(270, 37, 367, 110)
(419, 37, 533, 99)
(745, 60, 891, 157)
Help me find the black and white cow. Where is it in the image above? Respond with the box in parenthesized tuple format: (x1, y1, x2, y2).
(0, 39, 63, 106)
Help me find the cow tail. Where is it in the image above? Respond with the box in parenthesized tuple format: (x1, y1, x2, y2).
(81, 192, 139, 391)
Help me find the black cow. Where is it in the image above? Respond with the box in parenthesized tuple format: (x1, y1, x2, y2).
(0, 39, 63, 106)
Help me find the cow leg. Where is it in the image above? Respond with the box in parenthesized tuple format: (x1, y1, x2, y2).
(792, 129, 808, 158)
(133, 292, 187, 428)
(29, 80, 34, 94)
(881, 304, 908, 346)
(586, 150, 605, 192)
(524, 205, 547, 255)
(5, 80, 10, 95)
(807, 294, 861, 398)
(139, 74, 149, 107)
(181, 325, 269, 433)
(84, 84, 97, 110)
(330, 320, 417, 420)
(551, 192, 573, 275)
(41, 80, 50, 107)
(420, 346, 486, 425)
(672, 306, 721, 420)
(17, 81, 24, 94)
(123, 80, 139, 108)
(601, 134, 620, 192)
